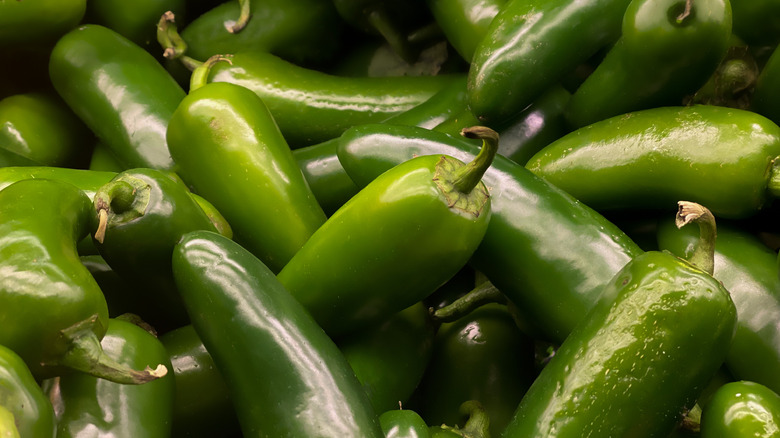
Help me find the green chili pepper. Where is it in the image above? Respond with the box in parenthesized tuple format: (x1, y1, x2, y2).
(425, 0, 506, 63)
(700, 381, 780, 437)
(172, 230, 384, 437)
(414, 303, 534, 437)
(467, 0, 632, 126)
(337, 123, 641, 342)
(0, 178, 167, 384)
(166, 61, 327, 273)
(0, 344, 56, 438)
(380, 409, 432, 438)
(564, 0, 732, 128)
(657, 219, 780, 395)
(49, 24, 185, 171)
(0, 92, 92, 168)
(527, 105, 780, 219)
(0, 167, 115, 200)
(0, 0, 86, 47)
(159, 324, 240, 438)
(91, 168, 219, 332)
(501, 202, 737, 437)
(278, 126, 495, 337)
(45, 316, 175, 437)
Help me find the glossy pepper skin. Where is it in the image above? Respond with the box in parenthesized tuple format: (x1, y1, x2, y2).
(159, 325, 240, 438)
(167, 81, 327, 273)
(527, 105, 780, 219)
(0, 0, 86, 47)
(46, 317, 176, 438)
(49, 24, 185, 171)
(701, 381, 780, 437)
(172, 230, 384, 437)
(337, 123, 642, 342)
(0, 167, 116, 200)
(501, 249, 737, 436)
(206, 51, 461, 147)
(92, 168, 219, 332)
(380, 409, 431, 438)
(564, 0, 732, 128)
(0, 344, 56, 438)
(467, 0, 632, 126)
(426, 0, 507, 63)
(278, 128, 494, 337)
(657, 220, 780, 395)
(337, 303, 436, 414)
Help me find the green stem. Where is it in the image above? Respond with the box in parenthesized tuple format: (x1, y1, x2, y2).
(93, 177, 151, 244)
(189, 54, 233, 92)
(156, 11, 203, 71)
(441, 400, 491, 438)
(676, 0, 694, 24)
(431, 281, 506, 323)
(675, 200, 716, 275)
(453, 126, 499, 194)
(225, 0, 251, 34)
(53, 315, 168, 385)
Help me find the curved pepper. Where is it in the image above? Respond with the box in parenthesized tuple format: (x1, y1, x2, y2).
(46, 317, 176, 437)
(172, 230, 384, 437)
(0, 344, 56, 438)
(49, 24, 185, 171)
(380, 409, 432, 438)
(700, 380, 780, 437)
(527, 105, 780, 219)
(564, 0, 732, 128)
(278, 126, 495, 337)
(337, 123, 641, 342)
(0, 167, 115, 200)
(0, 179, 166, 384)
(167, 63, 327, 273)
(467, 0, 632, 126)
(501, 202, 737, 437)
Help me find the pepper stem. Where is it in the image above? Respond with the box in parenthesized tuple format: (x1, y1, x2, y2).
(156, 11, 203, 71)
(53, 315, 168, 385)
(431, 281, 506, 323)
(453, 126, 499, 194)
(93, 177, 151, 244)
(225, 0, 251, 33)
(190, 54, 233, 92)
(441, 400, 491, 438)
(675, 200, 716, 275)
(676, 0, 694, 24)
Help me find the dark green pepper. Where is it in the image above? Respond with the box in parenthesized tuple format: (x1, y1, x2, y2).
(426, 0, 507, 63)
(49, 24, 186, 171)
(278, 127, 495, 337)
(564, 0, 732, 128)
(0, 0, 86, 47)
(0, 343, 56, 438)
(380, 409, 432, 438)
(166, 64, 327, 273)
(85, 0, 186, 51)
(731, 0, 780, 47)
(337, 123, 642, 342)
(700, 380, 780, 437)
(752, 43, 780, 128)
(45, 317, 176, 437)
(501, 202, 737, 437)
(527, 105, 780, 219)
(0, 178, 166, 384)
(172, 230, 384, 437)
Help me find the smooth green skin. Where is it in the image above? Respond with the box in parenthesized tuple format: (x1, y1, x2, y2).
(565, 0, 732, 128)
(49, 24, 186, 171)
(207, 51, 461, 147)
(0, 0, 85, 47)
(337, 303, 436, 414)
(502, 251, 737, 437)
(86, 0, 186, 49)
(47, 318, 175, 438)
(181, 0, 344, 67)
(426, 0, 507, 62)
(0, 93, 92, 168)
(172, 230, 384, 437)
(0, 167, 115, 200)
(167, 81, 326, 273)
(701, 381, 780, 437)
(467, 0, 632, 126)
(337, 123, 642, 343)
(93, 168, 217, 332)
(0, 344, 56, 438)
(527, 105, 780, 219)
(159, 325, 240, 438)
(0, 179, 108, 379)
(731, 0, 780, 46)
(380, 410, 432, 438)
(414, 303, 534, 437)
(752, 44, 780, 128)
(658, 220, 780, 395)
(277, 153, 491, 337)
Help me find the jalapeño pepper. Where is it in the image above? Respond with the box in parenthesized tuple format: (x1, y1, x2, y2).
(0, 344, 56, 438)
(700, 381, 780, 437)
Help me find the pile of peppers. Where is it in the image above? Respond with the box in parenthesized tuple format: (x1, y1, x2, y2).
(4, 0, 780, 436)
